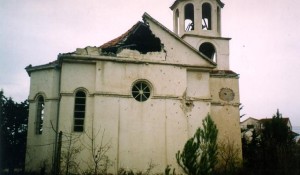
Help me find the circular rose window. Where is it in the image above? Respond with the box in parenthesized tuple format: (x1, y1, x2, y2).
(132, 81, 151, 102)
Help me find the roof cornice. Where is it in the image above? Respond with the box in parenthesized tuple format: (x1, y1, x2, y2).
(170, 0, 225, 10)
(25, 61, 60, 76)
(58, 54, 215, 70)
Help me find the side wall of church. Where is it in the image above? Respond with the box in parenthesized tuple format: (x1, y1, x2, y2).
(26, 69, 60, 173)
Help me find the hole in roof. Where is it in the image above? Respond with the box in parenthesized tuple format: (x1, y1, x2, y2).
(101, 22, 162, 54)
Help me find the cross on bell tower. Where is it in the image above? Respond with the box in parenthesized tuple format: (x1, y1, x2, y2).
(170, 0, 230, 70)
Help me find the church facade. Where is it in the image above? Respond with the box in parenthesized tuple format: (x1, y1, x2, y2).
(25, 0, 241, 174)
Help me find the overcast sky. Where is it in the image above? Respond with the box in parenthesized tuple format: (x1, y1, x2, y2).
(1, 0, 300, 125)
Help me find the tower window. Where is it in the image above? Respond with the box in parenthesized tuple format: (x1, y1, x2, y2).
(202, 3, 212, 30)
(184, 3, 194, 31)
(132, 81, 151, 102)
(199, 42, 216, 61)
(74, 90, 86, 132)
(36, 96, 44, 135)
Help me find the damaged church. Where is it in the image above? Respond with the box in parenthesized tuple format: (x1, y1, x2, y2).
(25, 0, 242, 174)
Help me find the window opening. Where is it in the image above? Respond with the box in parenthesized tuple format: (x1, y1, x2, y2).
(132, 81, 151, 102)
(74, 91, 86, 132)
(202, 3, 212, 30)
(36, 96, 44, 135)
(184, 3, 194, 31)
(199, 42, 216, 61)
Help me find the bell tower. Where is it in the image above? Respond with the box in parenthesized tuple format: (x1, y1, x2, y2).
(171, 1, 242, 162)
(170, 0, 230, 70)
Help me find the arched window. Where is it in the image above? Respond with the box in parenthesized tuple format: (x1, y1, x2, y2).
(36, 96, 44, 134)
(199, 42, 216, 62)
(184, 3, 194, 31)
(74, 91, 86, 132)
(202, 3, 212, 30)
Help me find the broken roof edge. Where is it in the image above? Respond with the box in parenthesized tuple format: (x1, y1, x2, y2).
(142, 12, 217, 67)
(170, 0, 225, 10)
(25, 60, 59, 76)
(59, 54, 215, 69)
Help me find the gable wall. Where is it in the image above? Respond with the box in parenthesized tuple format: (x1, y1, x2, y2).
(145, 19, 215, 68)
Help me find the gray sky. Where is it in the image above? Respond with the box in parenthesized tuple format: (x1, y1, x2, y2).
(1, 0, 300, 125)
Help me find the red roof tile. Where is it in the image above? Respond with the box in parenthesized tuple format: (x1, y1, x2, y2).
(100, 22, 142, 49)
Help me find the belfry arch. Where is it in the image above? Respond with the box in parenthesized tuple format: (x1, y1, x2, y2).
(184, 3, 194, 31)
(171, 0, 224, 37)
(202, 3, 212, 30)
(199, 42, 216, 62)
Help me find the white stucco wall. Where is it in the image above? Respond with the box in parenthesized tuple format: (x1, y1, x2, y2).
(26, 69, 60, 173)
(145, 18, 215, 68)
(52, 59, 214, 173)
(26, 58, 241, 174)
(60, 62, 96, 93)
(183, 36, 230, 70)
(95, 61, 186, 97)
(210, 76, 242, 159)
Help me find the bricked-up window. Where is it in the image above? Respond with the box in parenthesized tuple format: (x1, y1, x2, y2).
(36, 96, 44, 135)
(74, 91, 86, 132)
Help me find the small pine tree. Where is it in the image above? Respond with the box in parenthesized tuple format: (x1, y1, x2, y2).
(176, 114, 218, 175)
